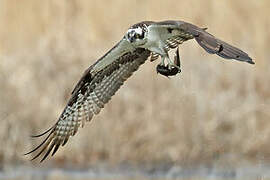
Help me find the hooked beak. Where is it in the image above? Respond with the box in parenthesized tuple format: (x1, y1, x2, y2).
(128, 36, 135, 43)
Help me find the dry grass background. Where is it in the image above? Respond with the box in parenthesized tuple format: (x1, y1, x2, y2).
(0, 0, 269, 169)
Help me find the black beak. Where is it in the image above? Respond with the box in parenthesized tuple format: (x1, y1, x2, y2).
(129, 36, 135, 43)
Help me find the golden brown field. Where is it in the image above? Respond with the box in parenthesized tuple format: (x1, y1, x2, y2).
(0, 0, 270, 176)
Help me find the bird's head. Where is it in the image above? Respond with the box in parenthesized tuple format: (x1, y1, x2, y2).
(125, 25, 147, 46)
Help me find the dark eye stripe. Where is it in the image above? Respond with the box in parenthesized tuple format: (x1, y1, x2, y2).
(138, 31, 144, 39)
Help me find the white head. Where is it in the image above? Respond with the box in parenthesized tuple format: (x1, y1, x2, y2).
(125, 26, 147, 46)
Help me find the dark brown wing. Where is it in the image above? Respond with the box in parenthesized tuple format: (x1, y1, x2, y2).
(25, 47, 151, 162)
(180, 22, 254, 64)
(152, 20, 254, 64)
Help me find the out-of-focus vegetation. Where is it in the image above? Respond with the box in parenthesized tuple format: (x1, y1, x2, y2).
(0, 0, 269, 168)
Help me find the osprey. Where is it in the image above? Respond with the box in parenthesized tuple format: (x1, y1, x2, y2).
(25, 20, 254, 162)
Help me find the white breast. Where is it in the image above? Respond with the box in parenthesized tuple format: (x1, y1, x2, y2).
(142, 25, 167, 56)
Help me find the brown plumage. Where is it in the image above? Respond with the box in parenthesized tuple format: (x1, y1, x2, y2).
(25, 20, 253, 162)
(25, 48, 151, 162)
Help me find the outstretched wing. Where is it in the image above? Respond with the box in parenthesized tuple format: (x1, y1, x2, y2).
(148, 20, 254, 64)
(25, 39, 151, 162)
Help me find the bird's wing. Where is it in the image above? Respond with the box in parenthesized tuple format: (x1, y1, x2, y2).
(25, 39, 151, 162)
(148, 20, 254, 64)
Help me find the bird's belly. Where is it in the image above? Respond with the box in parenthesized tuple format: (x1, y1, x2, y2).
(148, 46, 165, 55)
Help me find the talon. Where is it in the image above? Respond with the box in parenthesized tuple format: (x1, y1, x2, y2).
(156, 47, 182, 77)
(168, 64, 181, 72)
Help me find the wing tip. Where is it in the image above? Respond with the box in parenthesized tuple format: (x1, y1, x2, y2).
(24, 126, 56, 162)
(246, 58, 255, 64)
(30, 126, 54, 138)
(237, 55, 254, 65)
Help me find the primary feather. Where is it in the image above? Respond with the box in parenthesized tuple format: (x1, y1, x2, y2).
(25, 48, 151, 162)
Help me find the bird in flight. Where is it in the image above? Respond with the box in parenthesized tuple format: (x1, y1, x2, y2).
(25, 20, 254, 162)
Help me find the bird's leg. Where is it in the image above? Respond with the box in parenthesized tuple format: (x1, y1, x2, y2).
(174, 47, 181, 67)
(156, 48, 181, 77)
(174, 47, 181, 72)
(160, 56, 166, 66)
(166, 48, 181, 72)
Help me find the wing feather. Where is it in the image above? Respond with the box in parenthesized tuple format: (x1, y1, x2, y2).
(192, 28, 254, 64)
(26, 20, 253, 162)
(25, 45, 150, 161)
(150, 20, 254, 64)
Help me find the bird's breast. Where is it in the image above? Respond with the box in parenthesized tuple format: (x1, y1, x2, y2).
(144, 31, 166, 56)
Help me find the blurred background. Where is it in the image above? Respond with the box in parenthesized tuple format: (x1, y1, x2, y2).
(0, 0, 270, 179)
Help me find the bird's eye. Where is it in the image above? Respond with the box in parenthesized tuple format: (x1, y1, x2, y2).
(135, 31, 144, 40)
(126, 27, 145, 43)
